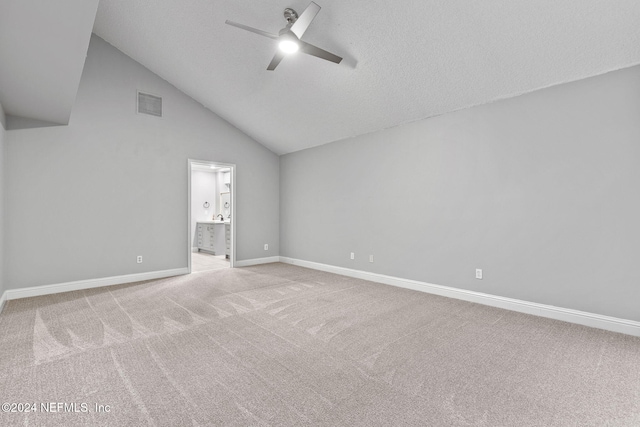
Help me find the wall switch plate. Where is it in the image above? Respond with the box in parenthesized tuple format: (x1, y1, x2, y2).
(369, 255, 374, 263)
(264, 244, 268, 251)
(350, 252, 355, 260)
(137, 256, 143, 264)
(476, 269, 483, 279)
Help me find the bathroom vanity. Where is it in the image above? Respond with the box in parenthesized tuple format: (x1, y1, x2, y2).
(196, 221, 230, 257)
(195, 222, 216, 253)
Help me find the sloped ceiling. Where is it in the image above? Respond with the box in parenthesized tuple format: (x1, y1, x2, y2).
(94, 1, 640, 154)
(0, 0, 99, 126)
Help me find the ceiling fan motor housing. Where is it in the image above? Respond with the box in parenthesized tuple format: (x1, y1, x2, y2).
(284, 8, 298, 23)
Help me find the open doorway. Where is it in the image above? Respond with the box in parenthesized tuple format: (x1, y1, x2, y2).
(187, 159, 235, 273)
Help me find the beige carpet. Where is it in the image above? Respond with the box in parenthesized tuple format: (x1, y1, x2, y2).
(0, 263, 638, 426)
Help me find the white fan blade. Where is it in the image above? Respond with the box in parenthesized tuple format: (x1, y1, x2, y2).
(290, 2, 321, 38)
(225, 20, 278, 39)
(300, 41, 342, 64)
(267, 51, 286, 70)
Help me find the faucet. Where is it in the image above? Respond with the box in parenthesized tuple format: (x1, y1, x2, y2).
(216, 214, 224, 221)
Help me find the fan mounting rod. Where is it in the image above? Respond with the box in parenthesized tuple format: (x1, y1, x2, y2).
(284, 8, 298, 24)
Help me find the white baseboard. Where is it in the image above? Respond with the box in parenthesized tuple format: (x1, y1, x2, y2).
(4, 268, 189, 301)
(235, 256, 281, 267)
(279, 257, 640, 337)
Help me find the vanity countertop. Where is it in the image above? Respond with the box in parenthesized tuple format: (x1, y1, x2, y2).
(197, 220, 230, 224)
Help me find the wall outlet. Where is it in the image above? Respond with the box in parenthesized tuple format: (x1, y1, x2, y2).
(476, 269, 483, 279)
(264, 244, 268, 251)
(350, 252, 355, 260)
(137, 256, 143, 264)
(369, 255, 374, 263)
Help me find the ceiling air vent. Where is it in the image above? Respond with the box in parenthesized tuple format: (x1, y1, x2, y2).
(137, 91, 162, 117)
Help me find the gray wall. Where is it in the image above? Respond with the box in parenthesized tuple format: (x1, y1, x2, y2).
(0, 106, 5, 298)
(5, 35, 279, 290)
(281, 65, 640, 322)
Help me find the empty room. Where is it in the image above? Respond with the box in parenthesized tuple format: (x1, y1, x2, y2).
(1, 1, 639, 426)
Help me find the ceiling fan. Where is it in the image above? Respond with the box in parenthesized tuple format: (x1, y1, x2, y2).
(225, 2, 343, 71)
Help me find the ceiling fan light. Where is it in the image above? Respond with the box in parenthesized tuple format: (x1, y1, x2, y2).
(279, 39, 299, 54)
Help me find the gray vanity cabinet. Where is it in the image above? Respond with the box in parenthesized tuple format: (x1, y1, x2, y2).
(196, 222, 215, 253)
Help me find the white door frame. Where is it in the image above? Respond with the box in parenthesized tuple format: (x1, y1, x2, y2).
(187, 159, 236, 272)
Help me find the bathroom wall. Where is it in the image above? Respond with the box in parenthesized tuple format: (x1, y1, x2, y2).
(190, 170, 217, 250)
(215, 169, 231, 219)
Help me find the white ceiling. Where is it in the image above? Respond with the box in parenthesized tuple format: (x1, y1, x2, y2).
(0, 0, 99, 125)
(93, 1, 640, 155)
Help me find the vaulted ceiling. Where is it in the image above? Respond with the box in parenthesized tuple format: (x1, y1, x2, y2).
(3, 1, 640, 153)
(0, 0, 99, 127)
(92, 0, 640, 154)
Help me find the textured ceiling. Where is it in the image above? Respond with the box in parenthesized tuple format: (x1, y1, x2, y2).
(94, 0, 640, 154)
(0, 0, 98, 124)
